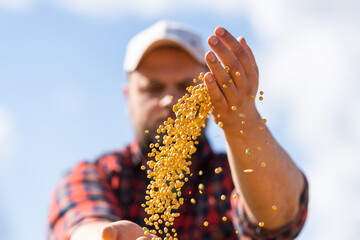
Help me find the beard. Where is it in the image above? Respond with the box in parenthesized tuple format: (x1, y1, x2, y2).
(137, 110, 208, 158)
(137, 108, 175, 155)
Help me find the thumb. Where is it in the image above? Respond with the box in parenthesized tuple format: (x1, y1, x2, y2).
(102, 220, 155, 240)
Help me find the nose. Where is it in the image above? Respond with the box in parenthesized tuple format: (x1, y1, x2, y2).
(159, 94, 175, 108)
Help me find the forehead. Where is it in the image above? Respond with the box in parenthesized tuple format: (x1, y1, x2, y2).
(134, 46, 205, 78)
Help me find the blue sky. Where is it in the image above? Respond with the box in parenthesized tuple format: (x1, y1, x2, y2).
(1, 1, 360, 240)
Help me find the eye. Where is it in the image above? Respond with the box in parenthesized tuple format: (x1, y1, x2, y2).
(140, 85, 163, 93)
(177, 79, 193, 92)
(139, 82, 164, 94)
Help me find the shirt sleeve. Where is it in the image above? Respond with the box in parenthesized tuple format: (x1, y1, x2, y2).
(230, 174, 309, 240)
(47, 161, 122, 240)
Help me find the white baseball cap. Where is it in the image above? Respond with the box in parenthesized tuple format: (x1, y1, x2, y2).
(123, 20, 207, 72)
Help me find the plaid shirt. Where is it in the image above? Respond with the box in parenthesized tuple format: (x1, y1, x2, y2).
(48, 139, 308, 240)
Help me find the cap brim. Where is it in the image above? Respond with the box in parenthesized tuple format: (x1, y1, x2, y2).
(128, 38, 206, 72)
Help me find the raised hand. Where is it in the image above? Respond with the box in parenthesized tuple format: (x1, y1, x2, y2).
(204, 26, 261, 131)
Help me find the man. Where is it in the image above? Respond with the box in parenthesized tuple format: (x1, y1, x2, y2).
(48, 20, 308, 240)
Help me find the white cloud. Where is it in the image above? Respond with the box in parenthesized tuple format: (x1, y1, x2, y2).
(246, 1, 360, 239)
(51, 0, 171, 19)
(0, 107, 16, 176)
(48, 0, 300, 20)
(0, 0, 35, 11)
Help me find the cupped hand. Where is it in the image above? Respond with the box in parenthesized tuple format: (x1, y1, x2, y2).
(102, 220, 157, 240)
(204, 26, 261, 130)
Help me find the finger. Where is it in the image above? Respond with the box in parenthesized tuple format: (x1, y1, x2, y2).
(102, 220, 145, 240)
(214, 27, 257, 84)
(136, 237, 151, 240)
(205, 50, 238, 104)
(204, 72, 228, 112)
(207, 35, 247, 93)
(238, 36, 259, 76)
(136, 234, 157, 240)
(102, 225, 117, 240)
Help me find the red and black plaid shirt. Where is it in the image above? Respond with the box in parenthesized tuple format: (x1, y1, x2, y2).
(48, 139, 308, 240)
